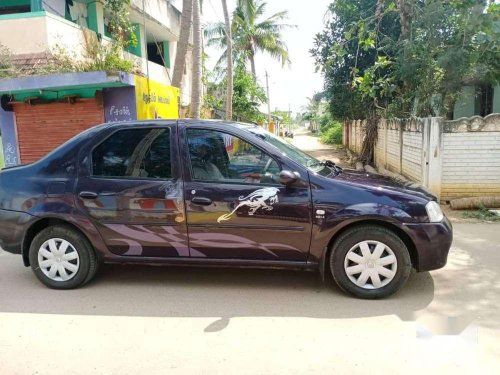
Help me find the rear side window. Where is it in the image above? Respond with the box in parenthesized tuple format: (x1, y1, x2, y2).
(92, 128, 171, 179)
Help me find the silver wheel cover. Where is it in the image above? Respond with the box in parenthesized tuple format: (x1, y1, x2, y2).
(344, 240, 398, 289)
(37, 238, 80, 282)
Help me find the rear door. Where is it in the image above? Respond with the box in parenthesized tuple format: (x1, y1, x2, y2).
(75, 123, 189, 258)
(179, 123, 312, 261)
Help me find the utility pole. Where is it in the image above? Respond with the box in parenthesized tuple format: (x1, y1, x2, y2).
(288, 103, 291, 126)
(265, 71, 271, 129)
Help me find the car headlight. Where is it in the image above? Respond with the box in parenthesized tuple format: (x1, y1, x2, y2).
(426, 201, 444, 223)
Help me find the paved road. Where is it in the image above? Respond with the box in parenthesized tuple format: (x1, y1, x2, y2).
(290, 129, 349, 167)
(1, 132, 499, 374)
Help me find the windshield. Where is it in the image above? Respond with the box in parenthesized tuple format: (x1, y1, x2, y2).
(248, 127, 332, 175)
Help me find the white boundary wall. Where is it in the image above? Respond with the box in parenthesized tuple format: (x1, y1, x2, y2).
(344, 114, 500, 202)
(441, 115, 500, 201)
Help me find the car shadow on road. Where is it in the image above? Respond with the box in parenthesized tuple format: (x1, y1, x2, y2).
(0, 255, 434, 324)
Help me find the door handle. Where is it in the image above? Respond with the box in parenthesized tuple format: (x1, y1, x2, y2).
(191, 196, 212, 206)
(79, 191, 98, 199)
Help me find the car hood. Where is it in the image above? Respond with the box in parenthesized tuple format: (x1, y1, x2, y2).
(331, 169, 436, 201)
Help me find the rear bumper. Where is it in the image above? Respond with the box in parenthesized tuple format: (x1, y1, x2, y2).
(404, 216, 453, 272)
(0, 209, 32, 254)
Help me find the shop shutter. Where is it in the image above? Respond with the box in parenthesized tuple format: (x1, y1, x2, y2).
(12, 99, 104, 164)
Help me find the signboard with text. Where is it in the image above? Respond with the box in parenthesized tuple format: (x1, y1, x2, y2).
(0, 108, 19, 167)
(103, 87, 137, 122)
(134, 76, 179, 120)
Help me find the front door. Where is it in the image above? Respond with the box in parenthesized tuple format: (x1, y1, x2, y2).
(75, 124, 189, 258)
(180, 125, 312, 261)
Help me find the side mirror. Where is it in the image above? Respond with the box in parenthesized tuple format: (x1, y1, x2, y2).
(279, 170, 297, 185)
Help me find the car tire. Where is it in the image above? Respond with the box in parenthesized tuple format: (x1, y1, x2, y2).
(329, 225, 411, 299)
(29, 225, 98, 289)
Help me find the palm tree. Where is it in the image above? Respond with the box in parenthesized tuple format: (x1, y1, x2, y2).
(172, 0, 193, 90)
(190, 0, 202, 118)
(206, 0, 292, 79)
(221, 0, 233, 120)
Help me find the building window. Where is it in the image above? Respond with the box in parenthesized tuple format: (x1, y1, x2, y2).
(66, 0, 88, 28)
(146, 42, 170, 68)
(0, 1, 30, 15)
(476, 84, 493, 117)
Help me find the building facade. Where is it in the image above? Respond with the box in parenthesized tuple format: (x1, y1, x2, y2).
(453, 84, 500, 120)
(0, 0, 191, 167)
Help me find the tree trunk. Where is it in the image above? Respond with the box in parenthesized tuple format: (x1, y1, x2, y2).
(375, 0, 385, 20)
(249, 50, 256, 80)
(221, 0, 233, 121)
(190, 0, 202, 118)
(359, 117, 378, 165)
(172, 0, 193, 91)
(396, 0, 413, 38)
(450, 197, 500, 210)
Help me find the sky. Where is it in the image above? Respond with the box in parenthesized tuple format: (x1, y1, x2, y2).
(171, 0, 332, 116)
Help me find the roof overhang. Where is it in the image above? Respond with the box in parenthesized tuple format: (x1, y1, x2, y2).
(0, 71, 135, 96)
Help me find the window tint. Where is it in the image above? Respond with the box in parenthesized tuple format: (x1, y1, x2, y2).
(186, 128, 281, 184)
(92, 128, 171, 179)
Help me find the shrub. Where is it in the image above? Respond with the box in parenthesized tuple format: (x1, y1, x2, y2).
(320, 123, 343, 144)
(463, 206, 500, 222)
(0, 44, 17, 78)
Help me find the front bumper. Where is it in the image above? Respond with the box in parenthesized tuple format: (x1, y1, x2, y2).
(0, 209, 33, 254)
(404, 216, 453, 272)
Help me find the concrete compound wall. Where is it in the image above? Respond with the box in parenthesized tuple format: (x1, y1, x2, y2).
(373, 118, 437, 190)
(345, 120, 365, 155)
(344, 114, 500, 202)
(441, 114, 500, 201)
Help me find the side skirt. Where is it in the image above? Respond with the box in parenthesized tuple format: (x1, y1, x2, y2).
(103, 256, 319, 272)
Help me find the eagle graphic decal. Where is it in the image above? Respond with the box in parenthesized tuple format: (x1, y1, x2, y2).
(217, 187, 280, 223)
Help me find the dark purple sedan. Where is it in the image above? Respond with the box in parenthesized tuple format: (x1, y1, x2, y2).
(0, 120, 452, 298)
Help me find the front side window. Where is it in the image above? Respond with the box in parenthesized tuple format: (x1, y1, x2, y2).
(186, 129, 281, 184)
(92, 128, 171, 179)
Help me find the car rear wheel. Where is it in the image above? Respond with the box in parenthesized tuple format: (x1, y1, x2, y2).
(29, 225, 98, 289)
(329, 225, 411, 299)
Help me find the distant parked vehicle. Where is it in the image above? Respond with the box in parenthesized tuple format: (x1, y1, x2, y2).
(284, 130, 294, 138)
(0, 120, 452, 298)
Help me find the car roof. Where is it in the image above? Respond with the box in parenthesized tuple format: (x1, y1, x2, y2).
(105, 119, 259, 131)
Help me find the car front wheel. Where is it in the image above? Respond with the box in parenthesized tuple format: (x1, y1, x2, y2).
(329, 225, 411, 299)
(29, 225, 98, 289)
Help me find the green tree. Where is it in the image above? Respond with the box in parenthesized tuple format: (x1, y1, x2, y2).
(271, 110, 292, 126)
(205, 64, 267, 123)
(206, 0, 293, 79)
(232, 65, 267, 122)
(311, 0, 500, 120)
(310, 0, 399, 120)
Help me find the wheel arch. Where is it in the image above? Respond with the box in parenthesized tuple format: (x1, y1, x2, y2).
(22, 217, 98, 267)
(320, 219, 418, 281)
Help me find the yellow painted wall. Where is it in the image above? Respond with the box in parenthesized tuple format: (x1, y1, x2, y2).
(134, 76, 179, 119)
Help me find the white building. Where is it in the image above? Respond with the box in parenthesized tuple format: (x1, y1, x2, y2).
(0, 0, 192, 104)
